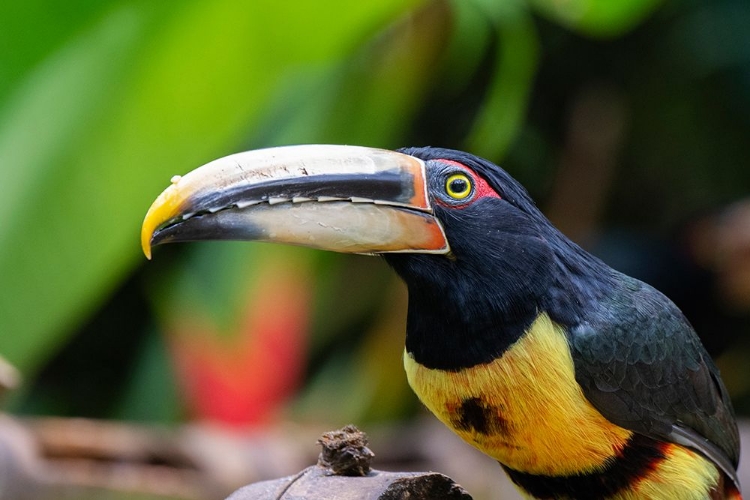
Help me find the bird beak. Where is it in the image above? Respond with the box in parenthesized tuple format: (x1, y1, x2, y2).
(141, 145, 450, 259)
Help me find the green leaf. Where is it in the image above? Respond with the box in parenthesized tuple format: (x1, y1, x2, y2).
(0, 0, 422, 376)
(528, 0, 664, 38)
(257, 0, 448, 148)
(0, 0, 116, 99)
(465, 0, 539, 161)
(0, 5, 146, 374)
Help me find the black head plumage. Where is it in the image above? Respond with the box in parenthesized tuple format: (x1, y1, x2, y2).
(387, 147, 610, 369)
(398, 146, 549, 228)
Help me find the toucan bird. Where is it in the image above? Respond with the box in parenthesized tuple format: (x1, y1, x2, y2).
(142, 145, 741, 499)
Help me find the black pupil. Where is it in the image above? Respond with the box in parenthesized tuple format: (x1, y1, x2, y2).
(450, 178, 468, 194)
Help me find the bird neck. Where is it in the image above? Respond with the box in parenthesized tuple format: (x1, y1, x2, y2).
(393, 231, 612, 371)
(403, 275, 540, 371)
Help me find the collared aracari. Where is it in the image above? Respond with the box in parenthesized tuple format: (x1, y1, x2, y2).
(141, 145, 741, 499)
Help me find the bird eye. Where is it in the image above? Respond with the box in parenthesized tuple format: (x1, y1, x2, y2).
(445, 173, 473, 200)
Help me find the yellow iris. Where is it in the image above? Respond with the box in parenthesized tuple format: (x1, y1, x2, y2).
(445, 173, 472, 200)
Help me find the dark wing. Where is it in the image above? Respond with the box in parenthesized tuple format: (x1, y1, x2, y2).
(569, 275, 740, 487)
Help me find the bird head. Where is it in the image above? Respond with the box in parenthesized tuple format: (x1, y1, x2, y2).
(142, 145, 586, 368)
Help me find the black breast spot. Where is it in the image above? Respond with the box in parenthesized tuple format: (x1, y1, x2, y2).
(451, 397, 508, 435)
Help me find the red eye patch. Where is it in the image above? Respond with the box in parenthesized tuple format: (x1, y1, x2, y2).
(437, 159, 501, 206)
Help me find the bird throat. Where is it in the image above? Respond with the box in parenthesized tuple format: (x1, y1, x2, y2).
(402, 272, 545, 371)
(391, 233, 586, 371)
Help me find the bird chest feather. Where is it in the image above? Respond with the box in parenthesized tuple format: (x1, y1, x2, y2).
(403, 313, 726, 499)
(404, 313, 633, 476)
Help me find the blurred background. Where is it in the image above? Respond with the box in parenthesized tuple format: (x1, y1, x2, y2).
(1, 0, 750, 498)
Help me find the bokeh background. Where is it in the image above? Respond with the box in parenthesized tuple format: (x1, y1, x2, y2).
(1, 0, 750, 498)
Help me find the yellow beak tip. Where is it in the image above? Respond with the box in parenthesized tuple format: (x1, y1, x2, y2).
(140, 227, 154, 260)
(141, 184, 184, 261)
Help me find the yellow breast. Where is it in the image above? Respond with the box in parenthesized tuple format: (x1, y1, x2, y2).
(404, 312, 632, 476)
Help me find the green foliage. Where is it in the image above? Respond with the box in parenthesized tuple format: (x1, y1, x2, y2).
(463, 0, 539, 160)
(0, 0, 420, 375)
(528, 0, 663, 37)
(3, 0, 749, 427)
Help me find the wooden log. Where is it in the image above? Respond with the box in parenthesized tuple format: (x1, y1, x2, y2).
(226, 425, 472, 500)
(227, 467, 472, 500)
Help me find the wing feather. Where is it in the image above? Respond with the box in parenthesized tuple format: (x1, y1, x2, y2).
(569, 276, 740, 487)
